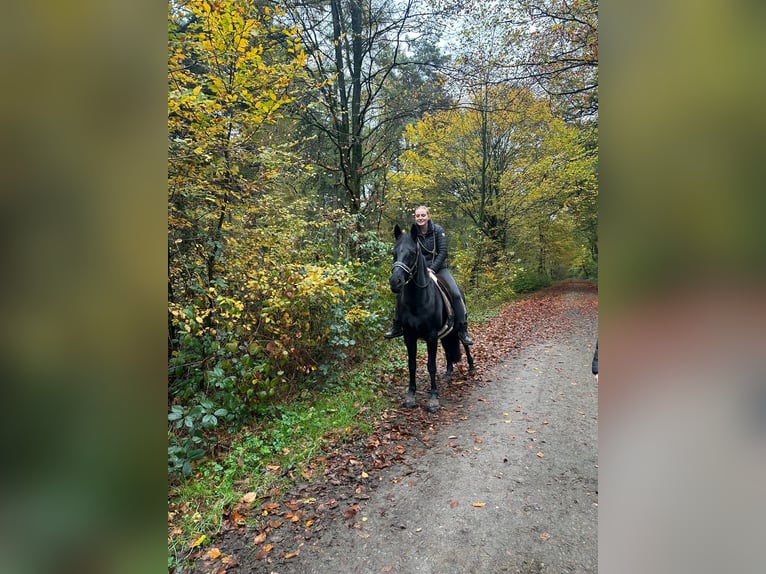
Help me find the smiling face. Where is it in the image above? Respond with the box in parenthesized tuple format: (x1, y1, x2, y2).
(414, 206, 429, 230)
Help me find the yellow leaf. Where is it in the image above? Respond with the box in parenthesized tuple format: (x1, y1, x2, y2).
(361, 471, 369, 478)
(536, 451, 544, 457)
(526, 429, 536, 434)
(189, 534, 207, 548)
(471, 502, 486, 507)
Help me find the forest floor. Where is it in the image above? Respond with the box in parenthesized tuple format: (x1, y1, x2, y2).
(185, 279, 598, 574)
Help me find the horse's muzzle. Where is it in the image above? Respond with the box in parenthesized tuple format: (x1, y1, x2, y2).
(389, 275, 402, 293)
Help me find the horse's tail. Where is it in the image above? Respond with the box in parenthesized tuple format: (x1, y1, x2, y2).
(442, 330, 462, 364)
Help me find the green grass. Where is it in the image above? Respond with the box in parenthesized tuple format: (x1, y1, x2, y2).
(168, 352, 400, 568)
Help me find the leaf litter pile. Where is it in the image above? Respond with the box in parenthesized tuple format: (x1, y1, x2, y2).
(178, 280, 597, 573)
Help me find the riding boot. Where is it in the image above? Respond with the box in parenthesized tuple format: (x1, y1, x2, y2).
(384, 319, 403, 339)
(458, 323, 473, 345)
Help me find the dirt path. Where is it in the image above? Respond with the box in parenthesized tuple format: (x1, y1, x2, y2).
(191, 281, 598, 574)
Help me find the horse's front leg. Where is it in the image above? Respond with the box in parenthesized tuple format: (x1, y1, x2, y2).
(426, 336, 440, 413)
(403, 335, 418, 408)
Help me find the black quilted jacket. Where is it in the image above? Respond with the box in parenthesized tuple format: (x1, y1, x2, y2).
(416, 220, 448, 273)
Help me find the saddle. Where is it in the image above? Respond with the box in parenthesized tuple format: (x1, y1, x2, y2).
(428, 270, 455, 339)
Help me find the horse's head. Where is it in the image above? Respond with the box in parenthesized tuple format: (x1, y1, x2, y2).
(389, 224, 421, 293)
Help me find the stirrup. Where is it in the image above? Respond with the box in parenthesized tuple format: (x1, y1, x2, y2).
(384, 326, 403, 339)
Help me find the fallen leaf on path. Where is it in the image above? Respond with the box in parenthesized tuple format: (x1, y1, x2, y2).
(204, 548, 221, 560)
(284, 549, 300, 559)
(536, 452, 544, 457)
(539, 532, 551, 541)
(343, 503, 361, 519)
(450, 500, 459, 508)
(253, 532, 267, 544)
(189, 535, 207, 548)
(526, 429, 536, 434)
(231, 510, 246, 525)
(240, 492, 257, 504)
(472, 502, 486, 507)
(262, 502, 280, 513)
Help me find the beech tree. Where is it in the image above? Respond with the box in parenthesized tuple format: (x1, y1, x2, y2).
(394, 86, 595, 283)
(168, 0, 309, 303)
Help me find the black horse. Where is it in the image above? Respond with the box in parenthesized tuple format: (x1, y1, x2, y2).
(388, 224, 475, 412)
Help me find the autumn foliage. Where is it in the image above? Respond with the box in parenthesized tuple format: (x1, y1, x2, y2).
(167, 0, 597, 478)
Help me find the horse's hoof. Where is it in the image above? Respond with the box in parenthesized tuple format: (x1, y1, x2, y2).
(403, 391, 417, 408)
(426, 397, 440, 413)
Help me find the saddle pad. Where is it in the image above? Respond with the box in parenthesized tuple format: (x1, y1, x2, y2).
(428, 271, 455, 338)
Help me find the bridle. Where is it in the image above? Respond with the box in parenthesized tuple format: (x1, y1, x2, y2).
(392, 243, 430, 289)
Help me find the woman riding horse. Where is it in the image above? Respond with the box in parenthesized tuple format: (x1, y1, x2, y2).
(385, 206, 473, 346)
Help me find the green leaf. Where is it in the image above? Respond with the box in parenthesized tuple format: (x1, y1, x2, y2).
(202, 414, 218, 428)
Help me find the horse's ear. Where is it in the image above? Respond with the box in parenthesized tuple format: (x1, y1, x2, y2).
(394, 224, 402, 239)
(410, 223, 418, 239)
